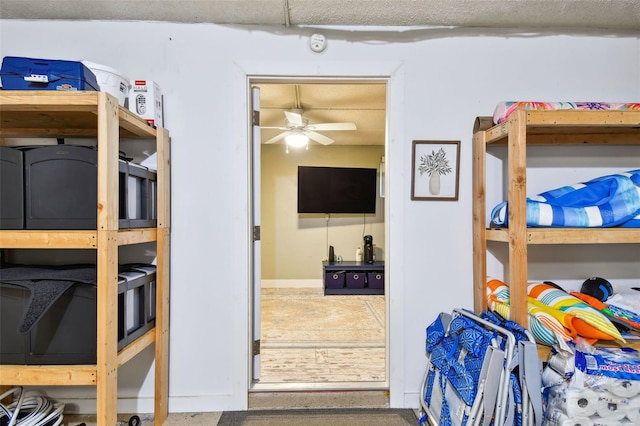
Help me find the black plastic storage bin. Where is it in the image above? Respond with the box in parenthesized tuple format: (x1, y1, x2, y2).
(0, 276, 98, 365)
(0, 146, 24, 229)
(23, 145, 99, 230)
(21, 145, 156, 230)
(0, 263, 156, 365)
(119, 162, 157, 229)
(117, 264, 157, 351)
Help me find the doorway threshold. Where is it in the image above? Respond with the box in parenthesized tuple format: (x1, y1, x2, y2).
(251, 380, 388, 392)
(248, 388, 390, 410)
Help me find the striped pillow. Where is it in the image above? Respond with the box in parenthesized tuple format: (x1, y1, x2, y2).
(486, 279, 625, 346)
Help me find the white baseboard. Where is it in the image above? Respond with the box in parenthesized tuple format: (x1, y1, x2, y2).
(58, 394, 235, 416)
(261, 279, 322, 289)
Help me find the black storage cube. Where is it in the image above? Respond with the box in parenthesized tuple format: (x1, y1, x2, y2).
(0, 146, 24, 229)
(367, 271, 384, 289)
(324, 271, 345, 289)
(24, 145, 98, 230)
(346, 272, 365, 289)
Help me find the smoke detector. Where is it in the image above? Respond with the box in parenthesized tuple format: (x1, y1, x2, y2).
(309, 33, 326, 53)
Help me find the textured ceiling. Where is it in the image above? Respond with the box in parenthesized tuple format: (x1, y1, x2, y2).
(2, 0, 636, 147)
(0, 0, 638, 31)
(257, 82, 387, 147)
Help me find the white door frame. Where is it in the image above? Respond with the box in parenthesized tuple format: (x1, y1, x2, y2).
(249, 76, 389, 392)
(231, 60, 406, 408)
(250, 86, 262, 382)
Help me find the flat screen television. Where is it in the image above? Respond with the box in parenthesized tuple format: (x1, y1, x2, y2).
(297, 166, 377, 214)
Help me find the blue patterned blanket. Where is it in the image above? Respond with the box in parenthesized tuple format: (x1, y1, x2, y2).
(491, 170, 640, 228)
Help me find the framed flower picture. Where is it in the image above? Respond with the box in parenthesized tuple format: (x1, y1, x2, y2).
(411, 140, 460, 201)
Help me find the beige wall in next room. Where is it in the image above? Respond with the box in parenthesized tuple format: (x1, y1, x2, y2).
(261, 144, 385, 280)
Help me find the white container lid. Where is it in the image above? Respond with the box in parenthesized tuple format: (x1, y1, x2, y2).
(82, 60, 130, 106)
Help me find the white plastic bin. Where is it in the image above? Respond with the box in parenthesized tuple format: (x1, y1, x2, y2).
(81, 60, 130, 106)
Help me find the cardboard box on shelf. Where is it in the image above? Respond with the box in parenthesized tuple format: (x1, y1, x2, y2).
(129, 79, 163, 127)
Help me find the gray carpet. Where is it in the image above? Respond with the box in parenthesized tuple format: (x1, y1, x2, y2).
(217, 408, 420, 425)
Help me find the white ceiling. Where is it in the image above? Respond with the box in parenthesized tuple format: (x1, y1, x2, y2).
(2, 0, 637, 146)
(1, 0, 638, 31)
(257, 82, 387, 147)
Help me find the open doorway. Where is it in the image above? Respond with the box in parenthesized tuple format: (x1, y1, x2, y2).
(250, 78, 388, 389)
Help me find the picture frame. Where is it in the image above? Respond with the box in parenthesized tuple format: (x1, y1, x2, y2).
(411, 140, 460, 201)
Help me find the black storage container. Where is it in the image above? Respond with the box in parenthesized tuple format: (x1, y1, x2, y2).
(24, 145, 99, 230)
(119, 162, 157, 229)
(0, 277, 98, 364)
(21, 145, 156, 230)
(0, 146, 24, 229)
(0, 263, 156, 365)
(117, 264, 157, 351)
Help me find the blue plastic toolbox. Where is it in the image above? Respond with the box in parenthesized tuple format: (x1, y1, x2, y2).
(0, 56, 99, 91)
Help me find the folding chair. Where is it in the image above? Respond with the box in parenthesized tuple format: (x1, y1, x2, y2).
(419, 309, 516, 426)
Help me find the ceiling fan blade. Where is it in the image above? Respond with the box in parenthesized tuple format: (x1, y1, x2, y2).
(264, 131, 292, 144)
(306, 122, 357, 131)
(260, 126, 290, 130)
(284, 110, 304, 126)
(305, 131, 334, 145)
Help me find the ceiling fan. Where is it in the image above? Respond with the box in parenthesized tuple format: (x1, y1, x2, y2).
(262, 108, 357, 147)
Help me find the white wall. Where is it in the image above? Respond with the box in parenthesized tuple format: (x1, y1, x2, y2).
(0, 21, 638, 413)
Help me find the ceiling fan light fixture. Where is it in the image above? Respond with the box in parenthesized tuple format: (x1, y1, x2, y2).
(285, 133, 309, 148)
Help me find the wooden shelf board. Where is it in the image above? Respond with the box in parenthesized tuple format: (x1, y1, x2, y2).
(0, 91, 156, 139)
(0, 230, 98, 248)
(117, 228, 157, 245)
(486, 227, 640, 244)
(525, 109, 640, 127)
(0, 365, 97, 386)
(0, 228, 159, 248)
(118, 328, 156, 367)
(483, 110, 640, 145)
(0, 329, 156, 386)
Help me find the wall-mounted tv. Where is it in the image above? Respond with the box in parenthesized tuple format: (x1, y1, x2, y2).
(297, 166, 377, 214)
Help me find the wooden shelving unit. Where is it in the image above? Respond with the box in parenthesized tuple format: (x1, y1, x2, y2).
(0, 91, 170, 425)
(472, 109, 640, 351)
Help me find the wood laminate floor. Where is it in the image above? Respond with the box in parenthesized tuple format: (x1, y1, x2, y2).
(259, 287, 386, 383)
